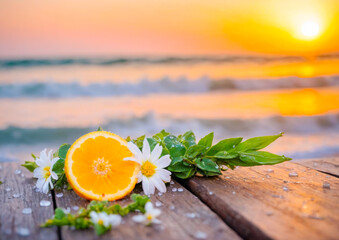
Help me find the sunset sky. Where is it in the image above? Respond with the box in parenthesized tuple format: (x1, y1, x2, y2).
(0, 0, 338, 58)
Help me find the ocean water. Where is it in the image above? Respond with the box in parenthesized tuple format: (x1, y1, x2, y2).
(0, 55, 338, 162)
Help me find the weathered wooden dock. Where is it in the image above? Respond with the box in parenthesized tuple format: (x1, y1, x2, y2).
(1, 158, 338, 240)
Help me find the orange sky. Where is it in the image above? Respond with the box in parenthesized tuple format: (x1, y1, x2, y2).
(0, 0, 338, 58)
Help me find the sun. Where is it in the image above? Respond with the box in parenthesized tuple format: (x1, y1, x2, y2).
(300, 20, 320, 40)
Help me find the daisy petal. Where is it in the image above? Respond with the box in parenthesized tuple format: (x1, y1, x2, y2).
(132, 215, 146, 223)
(150, 144, 162, 163)
(155, 155, 171, 169)
(145, 202, 154, 212)
(150, 175, 167, 193)
(157, 169, 171, 182)
(142, 138, 151, 160)
(152, 218, 161, 224)
(142, 177, 155, 195)
(127, 142, 143, 160)
(123, 157, 142, 165)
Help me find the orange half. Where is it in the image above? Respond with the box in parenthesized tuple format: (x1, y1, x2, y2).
(65, 131, 139, 201)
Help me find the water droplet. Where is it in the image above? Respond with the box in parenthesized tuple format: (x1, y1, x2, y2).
(21, 173, 25, 178)
(194, 231, 207, 239)
(72, 206, 79, 211)
(272, 194, 284, 199)
(56, 193, 63, 198)
(155, 201, 163, 207)
(266, 169, 274, 173)
(232, 191, 236, 195)
(48, 193, 51, 197)
(22, 208, 32, 214)
(16, 227, 30, 237)
(64, 207, 71, 213)
(170, 181, 174, 185)
(232, 145, 235, 148)
(14, 169, 22, 175)
(40, 200, 51, 207)
(313, 163, 318, 167)
(208, 191, 214, 195)
(283, 186, 289, 192)
(157, 192, 163, 196)
(35, 188, 41, 193)
(325, 175, 330, 179)
(308, 214, 324, 220)
(13, 193, 21, 198)
(170, 205, 175, 210)
(172, 187, 177, 192)
(266, 175, 270, 179)
(177, 188, 184, 192)
(323, 182, 330, 189)
(185, 213, 196, 218)
(5, 187, 11, 192)
(266, 211, 274, 216)
(289, 172, 298, 177)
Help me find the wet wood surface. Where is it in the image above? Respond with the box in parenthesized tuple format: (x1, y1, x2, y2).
(1, 158, 338, 240)
(54, 182, 240, 240)
(0, 163, 58, 240)
(295, 158, 339, 177)
(181, 161, 339, 240)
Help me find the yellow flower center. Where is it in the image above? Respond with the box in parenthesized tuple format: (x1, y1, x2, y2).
(98, 219, 104, 225)
(93, 158, 111, 176)
(141, 161, 156, 177)
(146, 214, 153, 221)
(43, 166, 51, 180)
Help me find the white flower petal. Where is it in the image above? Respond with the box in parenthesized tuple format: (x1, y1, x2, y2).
(156, 169, 171, 182)
(108, 214, 122, 227)
(150, 144, 162, 163)
(145, 202, 154, 212)
(151, 208, 161, 218)
(51, 172, 58, 180)
(42, 181, 49, 194)
(150, 175, 167, 193)
(36, 178, 45, 189)
(137, 171, 142, 183)
(51, 157, 59, 166)
(132, 215, 146, 223)
(152, 218, 161, 224)
(35, 159, 44, 167)
(155, 155, 171, 169)
(48, 150, 53, 162)
(142, 177, 155, 195)
(123, 157, 142, 165)
(33, 167, 43, 178)
(142, 138, 151, 161)
(127, 142, 143, 160)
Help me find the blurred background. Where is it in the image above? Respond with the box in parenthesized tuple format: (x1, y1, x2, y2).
(0, 0, 338, 162)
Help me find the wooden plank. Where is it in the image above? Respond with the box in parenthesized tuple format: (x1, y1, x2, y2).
(294, 158, 339, 177)
(0, 162, 58, 240)
(54, 181, 241, 240)
(181, 162, 339, 240)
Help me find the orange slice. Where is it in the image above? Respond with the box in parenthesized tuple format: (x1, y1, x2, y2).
(65, 131, 139, 201)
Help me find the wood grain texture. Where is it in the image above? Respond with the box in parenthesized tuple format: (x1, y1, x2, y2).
(54, 181, 241, 240)
(181, 161, 339, 240)
(0, 162, 58, 240)
(294, 158, 339, 177)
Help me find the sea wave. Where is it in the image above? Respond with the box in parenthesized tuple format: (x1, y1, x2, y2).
(0, 75, 338, 98)
(0, 56, 308, 68)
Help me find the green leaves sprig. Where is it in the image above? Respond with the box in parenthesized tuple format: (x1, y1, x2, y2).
(42, 194, 149, 235)
(127, 130, 291, 179)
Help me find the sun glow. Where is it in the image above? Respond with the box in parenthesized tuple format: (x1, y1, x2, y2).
(300, 20, 320, 39)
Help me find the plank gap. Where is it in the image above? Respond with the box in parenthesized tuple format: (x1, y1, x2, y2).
(51, 189, 63, 240)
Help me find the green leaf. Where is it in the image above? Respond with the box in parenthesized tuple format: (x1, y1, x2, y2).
(134, 135, 145, 149)
(179, 131, 196, 148)
(185, 144, 207, 159)
(163, 135, 186, 159)
(125, 136, 132, 142)
(167, 161, 193, 172)
(152, 129, 170, 142)
(58, 144, 71, 160)
(97, 126, 103, 131)
(54, 208, 66, 220)
(235, 133, 283, 152)
(239, 151, 292, 166)
(94, 224, 110, 236)
(21, 161, 38, 172)
(0, 181, 2, 185)
(146, 137, 157, 151)
(31, 153, 37, 160)
(207, 137, 243, 156)
(198, 132, 214, 148)
(214, 151, 238, 159)
(174, 167, 196, 179)
(196, 158, 221, 173)
(52, 159, 65, 174)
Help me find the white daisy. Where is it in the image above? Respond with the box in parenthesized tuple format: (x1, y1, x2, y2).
(132, 202, 161, 225)
(124, 138, 171, 195)
(33, 149, 59, 194)
(90, 211, 122, 228)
